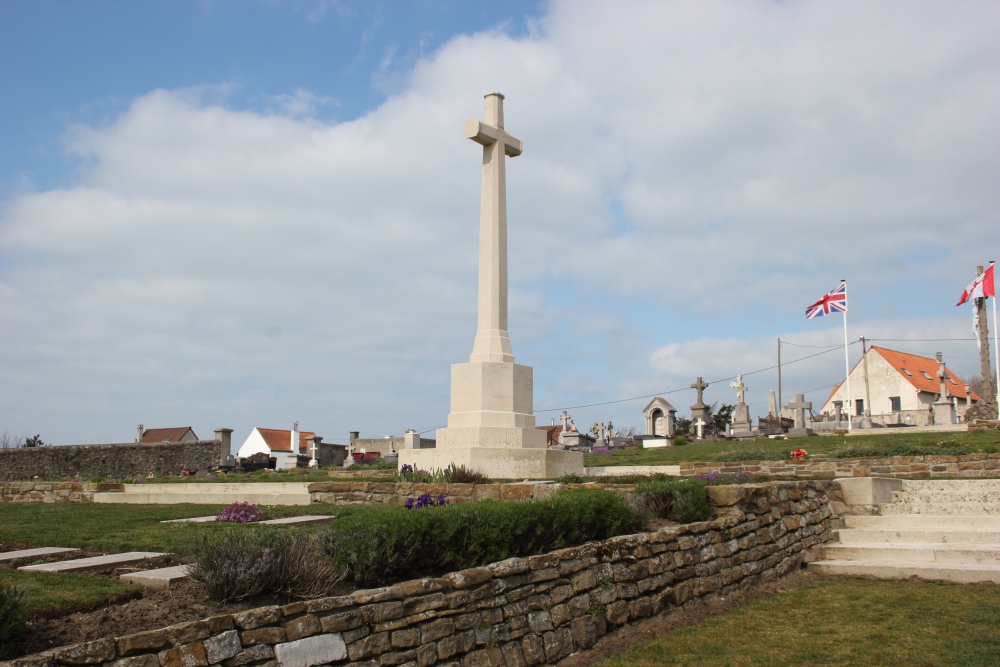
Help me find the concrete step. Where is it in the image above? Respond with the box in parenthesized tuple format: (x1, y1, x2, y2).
(879, 502, 1000, 516)
(120, 565, 191, 590)
(808, 559, 1000, 584)
(891, 490, 1000, 504)
(18, 552, 167, 573)
(95, 492, 311, 506)
(845, 515, 1000, 530)
(901, 479, 1000, 492)
(259, 515, 334, 525)
(161, 516, 219, 523)
(837, 527, 1000, 545)
(0, 547, 80, 562)
(823, 542, 1000, 566)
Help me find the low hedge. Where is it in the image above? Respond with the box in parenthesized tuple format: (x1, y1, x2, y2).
(320, 489, 637, 587)
(633, 477, 712, 523)
(0, 582, 28, 659)
(827, 444, 973, 458)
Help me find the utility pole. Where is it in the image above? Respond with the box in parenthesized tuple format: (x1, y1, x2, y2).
(777, 338, 782, 413)
(860, 336, 871, 417)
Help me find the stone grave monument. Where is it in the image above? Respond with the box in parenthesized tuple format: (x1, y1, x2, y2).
(932, 352, 957, 425)
(690, 377, 711, 427)
(787, 394, 813, 437)
(399, 93, 583, 478)
(729, 374, 753, 436)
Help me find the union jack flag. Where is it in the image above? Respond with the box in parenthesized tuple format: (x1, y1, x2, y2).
(805, 282, 847, 319)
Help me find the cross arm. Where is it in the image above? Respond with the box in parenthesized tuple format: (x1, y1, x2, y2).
(464, 120, 523, 157)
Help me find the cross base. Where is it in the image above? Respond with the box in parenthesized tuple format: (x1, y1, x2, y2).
(398, 445, 583, 479)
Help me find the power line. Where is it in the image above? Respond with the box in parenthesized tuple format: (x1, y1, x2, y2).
(867, 337, 977, 342)
(780, 341, 842, 349)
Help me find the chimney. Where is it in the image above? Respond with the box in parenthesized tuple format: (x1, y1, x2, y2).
(292, 421, 300, 453)
(137, 424, 144, 443)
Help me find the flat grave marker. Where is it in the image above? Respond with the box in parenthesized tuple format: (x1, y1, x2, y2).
(18, 551, 166, 574)
(0, 547, 80, 562)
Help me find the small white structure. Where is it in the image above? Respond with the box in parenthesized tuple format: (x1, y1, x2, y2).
(821, 346, 980, 426)
(237, 423, 316, 469)
(643, 397, 676, 438)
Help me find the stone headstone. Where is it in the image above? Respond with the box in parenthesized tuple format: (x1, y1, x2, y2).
(729, 374, 752, 434)
(932, 352, 957, 425)
(690, 377, 711, 426)
(693, 417, 707, 440)
(787, 394, 813, 437)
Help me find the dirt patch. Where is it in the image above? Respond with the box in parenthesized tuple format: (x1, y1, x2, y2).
(556, 568, 826, 667)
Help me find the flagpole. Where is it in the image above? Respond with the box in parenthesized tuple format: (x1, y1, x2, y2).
(842, 279, 851, 431)
(992, 261, 999, 408)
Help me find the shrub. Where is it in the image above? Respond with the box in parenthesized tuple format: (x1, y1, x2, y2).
(0, 582, 28, 659)
(189, 527, 344, 602)
(696, 470, 755, 485)
(591, 447, 612, 457)
(320, 489, 637, 587)
(555, 473, 586, 484)
(712, 450, 788, 462)
(354, 457, 396, 470)
(672, 437, 688, 446)
(446, 464, 491, 484)
(633, 477, 712, 523)
(216, 501, 263, 523)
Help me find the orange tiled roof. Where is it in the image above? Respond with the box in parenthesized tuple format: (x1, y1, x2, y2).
(140, 427, 196, 443)
(256, 428, 317, 454)
(872, 346, 980, 400)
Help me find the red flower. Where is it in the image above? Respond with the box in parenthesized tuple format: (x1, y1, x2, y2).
(790, 448, 808, 460)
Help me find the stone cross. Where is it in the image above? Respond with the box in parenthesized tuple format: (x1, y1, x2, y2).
(730, 375, 747, 404)
(559, 411, 571, 433)
(691, 377, 708, 405)
(936, 352, 949, 398)
(693, 418, 706, 439)
(465, 93, 523, 364)
(788, 394, 812, 430)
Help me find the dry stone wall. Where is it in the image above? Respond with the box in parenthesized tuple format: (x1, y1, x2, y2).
(680, 452, 1000, 479)
(4, 480, 842, 667)
(307, 482, 635, 505)
(0, 441, 227, 481)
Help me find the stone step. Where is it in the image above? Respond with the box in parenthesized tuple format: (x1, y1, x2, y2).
(823, 542, 1000, 565)
(120, 565, 191, 590)
(161, 516, 219, 523)
(879, 502, 1000, 516)
(837, 527, 1000, 545)
(808, 559, 1000, 584)
(18, 552, 167, 573)
(95, 492, 311, 506)
(845, 515, 1000, 530)
(259, 515, 334, 525)
(891, 490, 1000, 504)
(0, 547, 80, 562)
(901, 479, 1000, 492)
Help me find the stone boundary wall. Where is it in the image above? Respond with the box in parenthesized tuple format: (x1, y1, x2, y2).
(679, 452, 1000, 479)
(0, 481, 106, 503)
(969, 420, 1000, 432)
(307, 482, 636, 506)
(5, 481, 842, 667)
(0, 441, 228, 481)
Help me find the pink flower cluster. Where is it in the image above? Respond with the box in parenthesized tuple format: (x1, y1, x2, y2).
(216, 501, 263, 523)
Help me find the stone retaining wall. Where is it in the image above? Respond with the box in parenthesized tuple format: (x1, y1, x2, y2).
(0, 440, 229, 481)
(5, 480, 842, 667)
(0, 481, 103, 503)
(679, 452, 1000, 478)
(307, 482, 635, 505)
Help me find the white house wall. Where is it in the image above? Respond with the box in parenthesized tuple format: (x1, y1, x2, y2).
(237, 429, 271, 459)
(821, 350, 920, 416)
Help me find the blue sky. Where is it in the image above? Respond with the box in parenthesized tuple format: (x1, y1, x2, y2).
(1, 0, 998, 445)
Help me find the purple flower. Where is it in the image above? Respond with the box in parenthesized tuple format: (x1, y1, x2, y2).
(405, 497, 414, 509)
(216, 501, 262, 523)
(438, 495, 448, 506)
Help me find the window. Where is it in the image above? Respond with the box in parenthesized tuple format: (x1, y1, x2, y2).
(948, 378, 958, 386)
(920, 371, 933, 380)
(889, 396, 901, 412)
(855, 399, 864, 416)
(901, 368, 912, 376)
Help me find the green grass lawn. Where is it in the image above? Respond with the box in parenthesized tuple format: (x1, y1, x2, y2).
(596, 577, 1000, 667)
(584, 429, 1000, 467)
(0, 570, 139, 616)
(0, 503, 359, 555)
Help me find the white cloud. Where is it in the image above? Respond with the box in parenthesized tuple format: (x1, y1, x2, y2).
(2, 0, 999, 443)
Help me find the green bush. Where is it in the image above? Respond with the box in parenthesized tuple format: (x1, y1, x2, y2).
(0, 582, 28, 659)
(189, 527, 344, 602)
(353, 457, 396, 470)
(320, 489, 637, 587)
(712, 449, 788, 462)
(554, 473, 586, 484)
(672, 437, 688, 446)
(828, 443, 973, 458)
(633, 477, 712, 523)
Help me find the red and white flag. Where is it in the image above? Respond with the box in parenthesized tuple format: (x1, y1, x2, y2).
(956, 264, 996, 306)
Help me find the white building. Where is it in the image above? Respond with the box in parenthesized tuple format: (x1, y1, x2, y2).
(821, 346, 980, 426)
(237, 424, 316, 469)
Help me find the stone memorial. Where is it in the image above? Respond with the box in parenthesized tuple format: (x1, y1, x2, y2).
(932, 352, 957, 425)
(399, 93, 583, 478)
(690, 377, 711, 426)
(729, 374, 753, 436)
(787, 394, 813, 437)
(693, 417, 707, 440)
